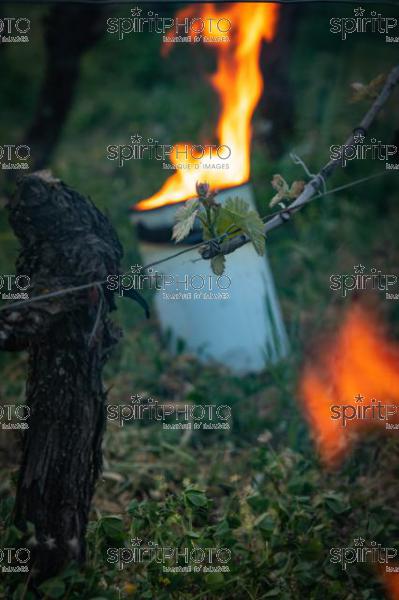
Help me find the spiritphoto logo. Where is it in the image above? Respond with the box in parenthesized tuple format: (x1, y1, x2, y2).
(107, 538, 231, 573)
(330, 394, 399, 430)
(330, 538, 397, 571)
(106, 134, 231, 169)
(330, 132, 397, 168)
(107, 7, 231, 42)
(0, 404, 30, 431)
(0, 17, 30, 43)
(329, 265, 398, 299)
(0, 547, 30, 573)
(106, 265, 231, 301)
(330, 7, 398, 42)
(0, 144, 30, 171)
(107, 394, 231, 430)
(0, 274, 30, 300)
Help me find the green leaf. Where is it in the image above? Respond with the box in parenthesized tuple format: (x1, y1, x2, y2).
(214, 519, 231, 536)
(247, 494, 269, 513)
(287, 476, 313, 495)
(226, 514, 241, 529)
(323, 492, 350, 514)
(185, 530, 201, 538)
(184, 488, 208, 508)
(98, 516, 125, 542)
(217, 197, 265, 256)
(38, 578, 66, 599)
(273, 551, 288, 567)
(211, 254, 225, 276)
(264, 589, 281, 597)
(255, 513, 275, 533)
(204, 572, 225, 587)
(172, 199, 200, 243)
(127, 499, 139, 515)
(300, 537, 323, 560)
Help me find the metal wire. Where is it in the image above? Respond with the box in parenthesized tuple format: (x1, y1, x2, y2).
(0, 170, 393, 314)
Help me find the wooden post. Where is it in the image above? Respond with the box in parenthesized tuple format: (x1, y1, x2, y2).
(0, 171, 123, 581)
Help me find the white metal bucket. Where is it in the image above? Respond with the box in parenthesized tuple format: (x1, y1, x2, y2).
(131, 183, 289, 373)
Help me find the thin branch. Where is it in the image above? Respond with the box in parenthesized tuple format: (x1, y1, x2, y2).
(200, 64, 399, 260)
(268, 170, 391, 222)
(0, 171, 393, 315)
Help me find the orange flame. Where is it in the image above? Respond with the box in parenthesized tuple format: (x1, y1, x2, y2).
(134, 3, 279, 211)
(382, 568, 399, 600)
(300, 305, 399, 468)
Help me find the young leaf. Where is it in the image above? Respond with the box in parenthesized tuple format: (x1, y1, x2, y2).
(218, 197, 265, 256)
(270, 176, 305, 207)
(269, 174, 290, 207)
(271, 173, 289, 194)
(350, 73, 386, 103)
(172, 199, 200, 243)
(240, 210, 266, 256)
(289, 180, 305, 199)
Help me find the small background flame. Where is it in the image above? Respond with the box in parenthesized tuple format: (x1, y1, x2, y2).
(300, 304, 399, 468)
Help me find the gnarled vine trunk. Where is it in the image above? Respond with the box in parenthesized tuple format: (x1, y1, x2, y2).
(0, 172, 123, 581)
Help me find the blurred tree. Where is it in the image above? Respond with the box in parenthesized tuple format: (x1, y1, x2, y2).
(259, 4, 303, 158)
(23, 4, 106, 170)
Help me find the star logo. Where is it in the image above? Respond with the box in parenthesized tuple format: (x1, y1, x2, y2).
(27, 535, 39, 547)
(67, 537, 79, 552)
(354, 264, 365, 274)
(353, 132, 365, 144)
(130, 264, 142, 274)
(130, 134, 142, 145)
(131, 394, 142, 405)
(44, 535, 57, 550)
(353, 7, 365, 17)
(131, 7, 142, 17)
(131, 537, 142, 547)
(354, 537, 365, 546)
(354, 394, 364, 403)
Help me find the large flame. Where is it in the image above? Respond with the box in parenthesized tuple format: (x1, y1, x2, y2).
(300, 304, 399, 468)
(134, 2, 279, 211)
